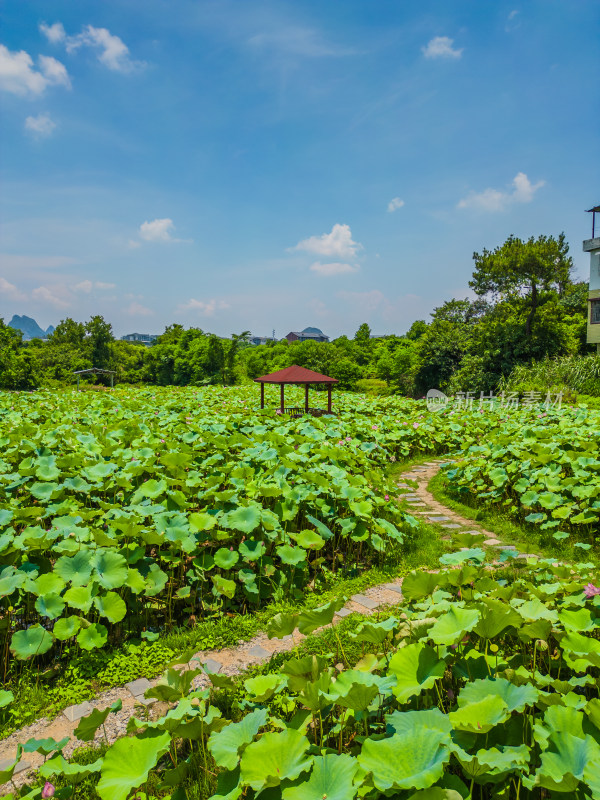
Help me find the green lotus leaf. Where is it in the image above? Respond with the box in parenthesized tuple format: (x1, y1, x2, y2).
(94, 592, 127, 623)
(439, 548, 485, 566)
(325, 669, 382, 710)
(10, 624, 54, 660)
(305, 514, 334, 540)
(63, 475, 92, 494)
(74, 699, 123, 741)
(514, 597, 558, 623)
(23, 736, 70, 756)
(35, 572, 66, 595)
(282, 753, 358, 800)
(224, 506, 262, 534)
(64, 584, 95, 612)
(53, 615, 82, 640)
(449, 695, 509, 733)
(298, 598, 344, 635)
(212, 574, 236, 599)
(188, 511, 218, 531)
(561, 632, 600, 668)
(358, 729, 450, 792)
(240, 729, 312, 791)
(350, 616, 397, 644)
(474, 599, 522, 639)
(29, 482, 62, 501)
(0, 690, 14, 708)
(388, 643, 446, 703)
(243, 674, 286, 702)
(214, 548, 240, 570)
(35, 592, 65, 620)
(144, 564, 169, 596)
(281, 654, 329, 692)
(130, 479, 167, 503)
(0, 509, 13, 528)
(83, 462, 115, 483)
(0, 567, 25, 597)
(559, 607, 595, 632)
(97, 729, 171, 800)
(525, 731, 600, 795)
(427, 606, 480, 646)
(92, 551, 128, 589)
(406, 791, 462, 800)
(77, 622, 108, 650)
(402, 571, 439, 600)
(267, 612, 299, 639)
(457, 678, 538, 714)
(294, 529, 325, 549)
(208, 708, 269, 770)
(276, 544, 306, 566)
(54, 551, 93, 586)
(238, 539, 266, 561)
(386, 708, 452, 737)
(40, 754, 103, 785)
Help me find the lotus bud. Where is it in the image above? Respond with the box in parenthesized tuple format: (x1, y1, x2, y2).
(536, 639, 549, 651)
(42, 783, 55, 798)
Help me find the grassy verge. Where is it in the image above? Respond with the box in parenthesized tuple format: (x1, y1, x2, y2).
(428, 468, 597, 564)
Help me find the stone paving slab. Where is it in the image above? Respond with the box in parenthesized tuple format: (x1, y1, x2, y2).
(63, 702, 92, 723)
(484, 538, 502, 546)
(247, 645, 271, 659)
(125, 678, 152, 697)
(498, 544, 517, 550)
(463, 530, 483, 535)
(134, 696, 157, 706)
(427, 515, 450, 522)
(350, 593, 379, 610)
(335, 607, 352, 617)
(382, 583, 403, 594)
(203, 659, 222, 674)
(0, 758, 32, 775)
(441, 523, 462, 529)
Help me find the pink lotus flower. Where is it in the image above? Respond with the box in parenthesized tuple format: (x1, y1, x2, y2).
(413, 422, 419, 429)
(584, 583, 600, 599)
(384, 494, 389, 501)
(42, 783, 55, 799)
(346, 436, 351, 441)
(372, 425, 378, 430)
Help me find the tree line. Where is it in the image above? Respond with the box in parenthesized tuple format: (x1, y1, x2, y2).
(0, 234, 592, 395)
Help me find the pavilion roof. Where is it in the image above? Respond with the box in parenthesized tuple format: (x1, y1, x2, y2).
(254, 365, 338, 384)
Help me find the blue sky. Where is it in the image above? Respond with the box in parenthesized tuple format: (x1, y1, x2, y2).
(1, 0, 598, 338)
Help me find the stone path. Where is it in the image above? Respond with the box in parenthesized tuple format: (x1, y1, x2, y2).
(0, 458, 529, 794)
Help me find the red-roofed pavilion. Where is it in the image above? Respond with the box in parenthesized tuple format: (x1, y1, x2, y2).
(254, 365, 338, 416)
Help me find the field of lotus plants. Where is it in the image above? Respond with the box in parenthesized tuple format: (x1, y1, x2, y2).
(2, 386, 600, 799)
(0, 385, 478, 674)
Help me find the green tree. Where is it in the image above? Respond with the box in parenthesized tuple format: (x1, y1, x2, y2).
(85, 315, 114, 369)
(470, 234, 574, 337)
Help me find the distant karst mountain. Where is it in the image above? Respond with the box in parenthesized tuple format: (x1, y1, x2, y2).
(8, 315, 55, 340)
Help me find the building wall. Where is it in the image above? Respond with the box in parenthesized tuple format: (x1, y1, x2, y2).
(585, 238, 600, 346)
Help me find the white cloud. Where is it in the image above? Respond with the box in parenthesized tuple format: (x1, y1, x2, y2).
(38, 55, 71, 87)
(293, 223, 360, 259)
(422, 36, 463, 60)
(309, 261, 359, 276)
(178, 298, 230, 315)
(505, 10, 521, 31)
(43, 23, 143, 73)
(387, 197, 405, 213)
(0, 277, 26, 300)
(74, 280, 116, 293)
(139, 218, 176, 243)
(32, 286, 69, 308)
(126, 301, 153, 316)
(25, 112, 56, 138)
(0, 45, 70, 95)
(40, 22, 66, 44)
(458, 172, 545, 211)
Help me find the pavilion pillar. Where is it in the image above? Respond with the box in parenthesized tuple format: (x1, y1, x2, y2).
(280, 383, 285, 413)
(327, 384, 332, 414)
(305, 383, 309, 413)
(260, 382, 264, 409)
